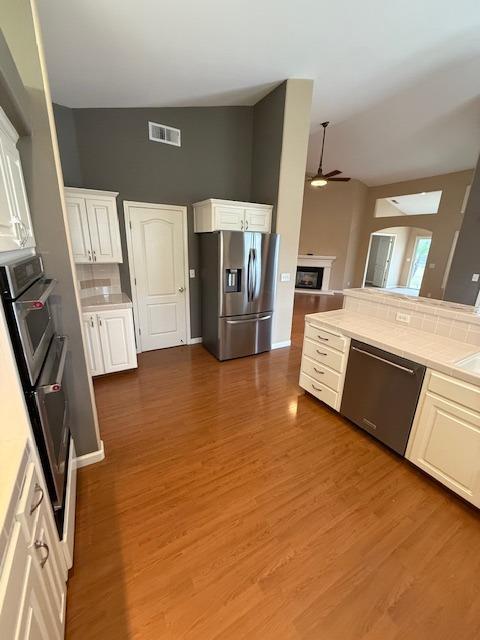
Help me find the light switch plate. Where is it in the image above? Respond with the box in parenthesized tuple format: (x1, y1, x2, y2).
(396, 312, 411, 324)
(472, 273, 479, 282)
(189, 269, 196, 278)
(280, 273, 291, 282)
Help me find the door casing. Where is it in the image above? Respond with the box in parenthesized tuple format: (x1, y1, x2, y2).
(124, 201, 192, 352)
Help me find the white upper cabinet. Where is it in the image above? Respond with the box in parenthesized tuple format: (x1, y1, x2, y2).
(65, 187, 122, 263)
(193, 198, 272, 233)
(0, 108, 35, 252)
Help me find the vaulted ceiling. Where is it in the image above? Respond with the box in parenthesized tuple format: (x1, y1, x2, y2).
(37, 0, 480, 185)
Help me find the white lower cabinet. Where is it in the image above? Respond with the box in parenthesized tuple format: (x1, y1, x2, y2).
(0, 458, 68, 639)
(83, 308, 137, 376)
(407, 381, 480, 507)
(299, 320, 349, 411)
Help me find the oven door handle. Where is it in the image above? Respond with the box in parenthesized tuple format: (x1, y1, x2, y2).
(37, 336, 69, 395)
(18, 278, 57, 310)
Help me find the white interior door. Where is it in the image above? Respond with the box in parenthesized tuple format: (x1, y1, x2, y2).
(371, 235, 394, 287)
(128, 203, 187, 351)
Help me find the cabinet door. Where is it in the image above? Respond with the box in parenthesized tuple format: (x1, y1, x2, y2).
(0, 525, 59, 640)
(31, 499, 67, 637)
(66, 196, 92, 263)
(213, 205, 245, 231)
(97, 309, 137, 374)
(244, 206, 271, 232)
(82, 313, 104, 376)
(408, 392, 480, 507)
(86, 198, 123, 263)
(0, 130, 33, 251)
(2, 134, 35, 248)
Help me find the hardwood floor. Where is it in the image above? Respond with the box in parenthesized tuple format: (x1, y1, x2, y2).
(66, 293, 480, 639)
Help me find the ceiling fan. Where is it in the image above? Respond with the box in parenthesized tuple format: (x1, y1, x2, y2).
(309, 121, 351, 187)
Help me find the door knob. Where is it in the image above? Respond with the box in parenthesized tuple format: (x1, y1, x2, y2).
(178, 286, 185, 293)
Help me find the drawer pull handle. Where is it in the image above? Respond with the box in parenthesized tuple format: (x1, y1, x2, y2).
(317, 335, 329, 341)
(316, 350, 327, 356)
(312, 384, 322, 392)
(34, 540, 50, 568)
(30, 483, 44, 515)
(313, 367, 324, 375)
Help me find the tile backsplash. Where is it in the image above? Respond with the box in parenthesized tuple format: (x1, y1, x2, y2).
(343, 289, 480, 347)
(76, 263, 122, 298)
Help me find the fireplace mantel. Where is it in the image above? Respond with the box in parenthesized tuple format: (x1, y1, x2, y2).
(296, 255, 336, 294)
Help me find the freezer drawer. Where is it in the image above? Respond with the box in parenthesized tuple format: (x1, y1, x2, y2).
(340, 340, 426, 455)
(217, 312, 272, 360)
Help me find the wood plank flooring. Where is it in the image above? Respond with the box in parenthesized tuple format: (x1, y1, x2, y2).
(66, 293, 480, 639)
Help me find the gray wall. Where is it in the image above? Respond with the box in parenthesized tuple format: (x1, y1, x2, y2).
(52, 104, 82, 187)
(1, 2, 99, 455)
(56, 106, 253, 338)
(250, 82, 286, 230)
(445, 160, 480, 304)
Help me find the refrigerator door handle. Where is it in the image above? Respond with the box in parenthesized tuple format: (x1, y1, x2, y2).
(252, 248, 257, 300)
(226, 315, 272, 325)
(247, 249, 253, 301)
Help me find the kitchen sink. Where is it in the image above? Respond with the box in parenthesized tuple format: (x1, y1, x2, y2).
(455, 353, 480, 374)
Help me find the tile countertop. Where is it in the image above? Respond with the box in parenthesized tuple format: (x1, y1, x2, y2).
(81, 293, 133, 312)
(305, 309, 480, 386)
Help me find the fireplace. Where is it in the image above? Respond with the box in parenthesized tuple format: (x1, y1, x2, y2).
(296, 266, 324, 290)
(296, 255, 336, 294)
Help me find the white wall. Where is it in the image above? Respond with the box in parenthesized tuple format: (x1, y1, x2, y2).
(273, 79, 313, 346)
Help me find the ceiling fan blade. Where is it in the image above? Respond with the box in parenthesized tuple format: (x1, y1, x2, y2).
(328, 177, 351, 182)
(323, 170, 342, 178)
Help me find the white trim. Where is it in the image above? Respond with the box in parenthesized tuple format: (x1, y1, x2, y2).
(75, 440, 105, 468)
(272, 340, 291, 349)
(64, 186, 119, 198)
(295, 289, 334, 296)
(188, 336, 202, 344)
(123, 201, 191, 351)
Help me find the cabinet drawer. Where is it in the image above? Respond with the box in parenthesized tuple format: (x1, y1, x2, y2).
(300, 372, 338, 410)
(301, 355, 340, 392)
(303, 338, 344, 372)
(428, 371, 480, 411)
(305, 323, 346, 352)
(15, 464, 43, 545)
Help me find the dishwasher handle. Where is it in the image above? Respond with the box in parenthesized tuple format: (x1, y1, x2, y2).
(351, 346, 416, 375)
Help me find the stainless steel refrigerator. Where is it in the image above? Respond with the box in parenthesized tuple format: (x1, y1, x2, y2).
(200, 231, 279, 360)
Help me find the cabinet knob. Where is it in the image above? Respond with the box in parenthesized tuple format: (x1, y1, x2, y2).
(29, 483, 44, 515)
(178, 286, 185, 293)
(34, 540, 50, 568)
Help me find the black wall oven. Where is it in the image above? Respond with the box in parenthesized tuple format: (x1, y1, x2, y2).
(0, 254, 70, 513)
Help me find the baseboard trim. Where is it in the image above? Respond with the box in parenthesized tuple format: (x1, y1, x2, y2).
(188, 337, 203, 345)
(272, 340, 291, 350)
(294, 289, 335, 296)
(75, 440, 105, 468)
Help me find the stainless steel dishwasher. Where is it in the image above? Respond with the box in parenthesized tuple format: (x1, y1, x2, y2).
(340, 339, 426, 455)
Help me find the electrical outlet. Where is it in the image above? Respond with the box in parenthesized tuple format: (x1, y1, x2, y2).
(280, 273, 291, 282)
(396, 312, 411, 324)
(429, 263, 436, 269)
(189, 269, 195, 278)
(472, 273, 479, 282)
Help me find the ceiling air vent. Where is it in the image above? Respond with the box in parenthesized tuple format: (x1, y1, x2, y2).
(148, 121, 181, 147)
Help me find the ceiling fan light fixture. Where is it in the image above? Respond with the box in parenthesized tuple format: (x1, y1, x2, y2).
(310, 176, 328, 187)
